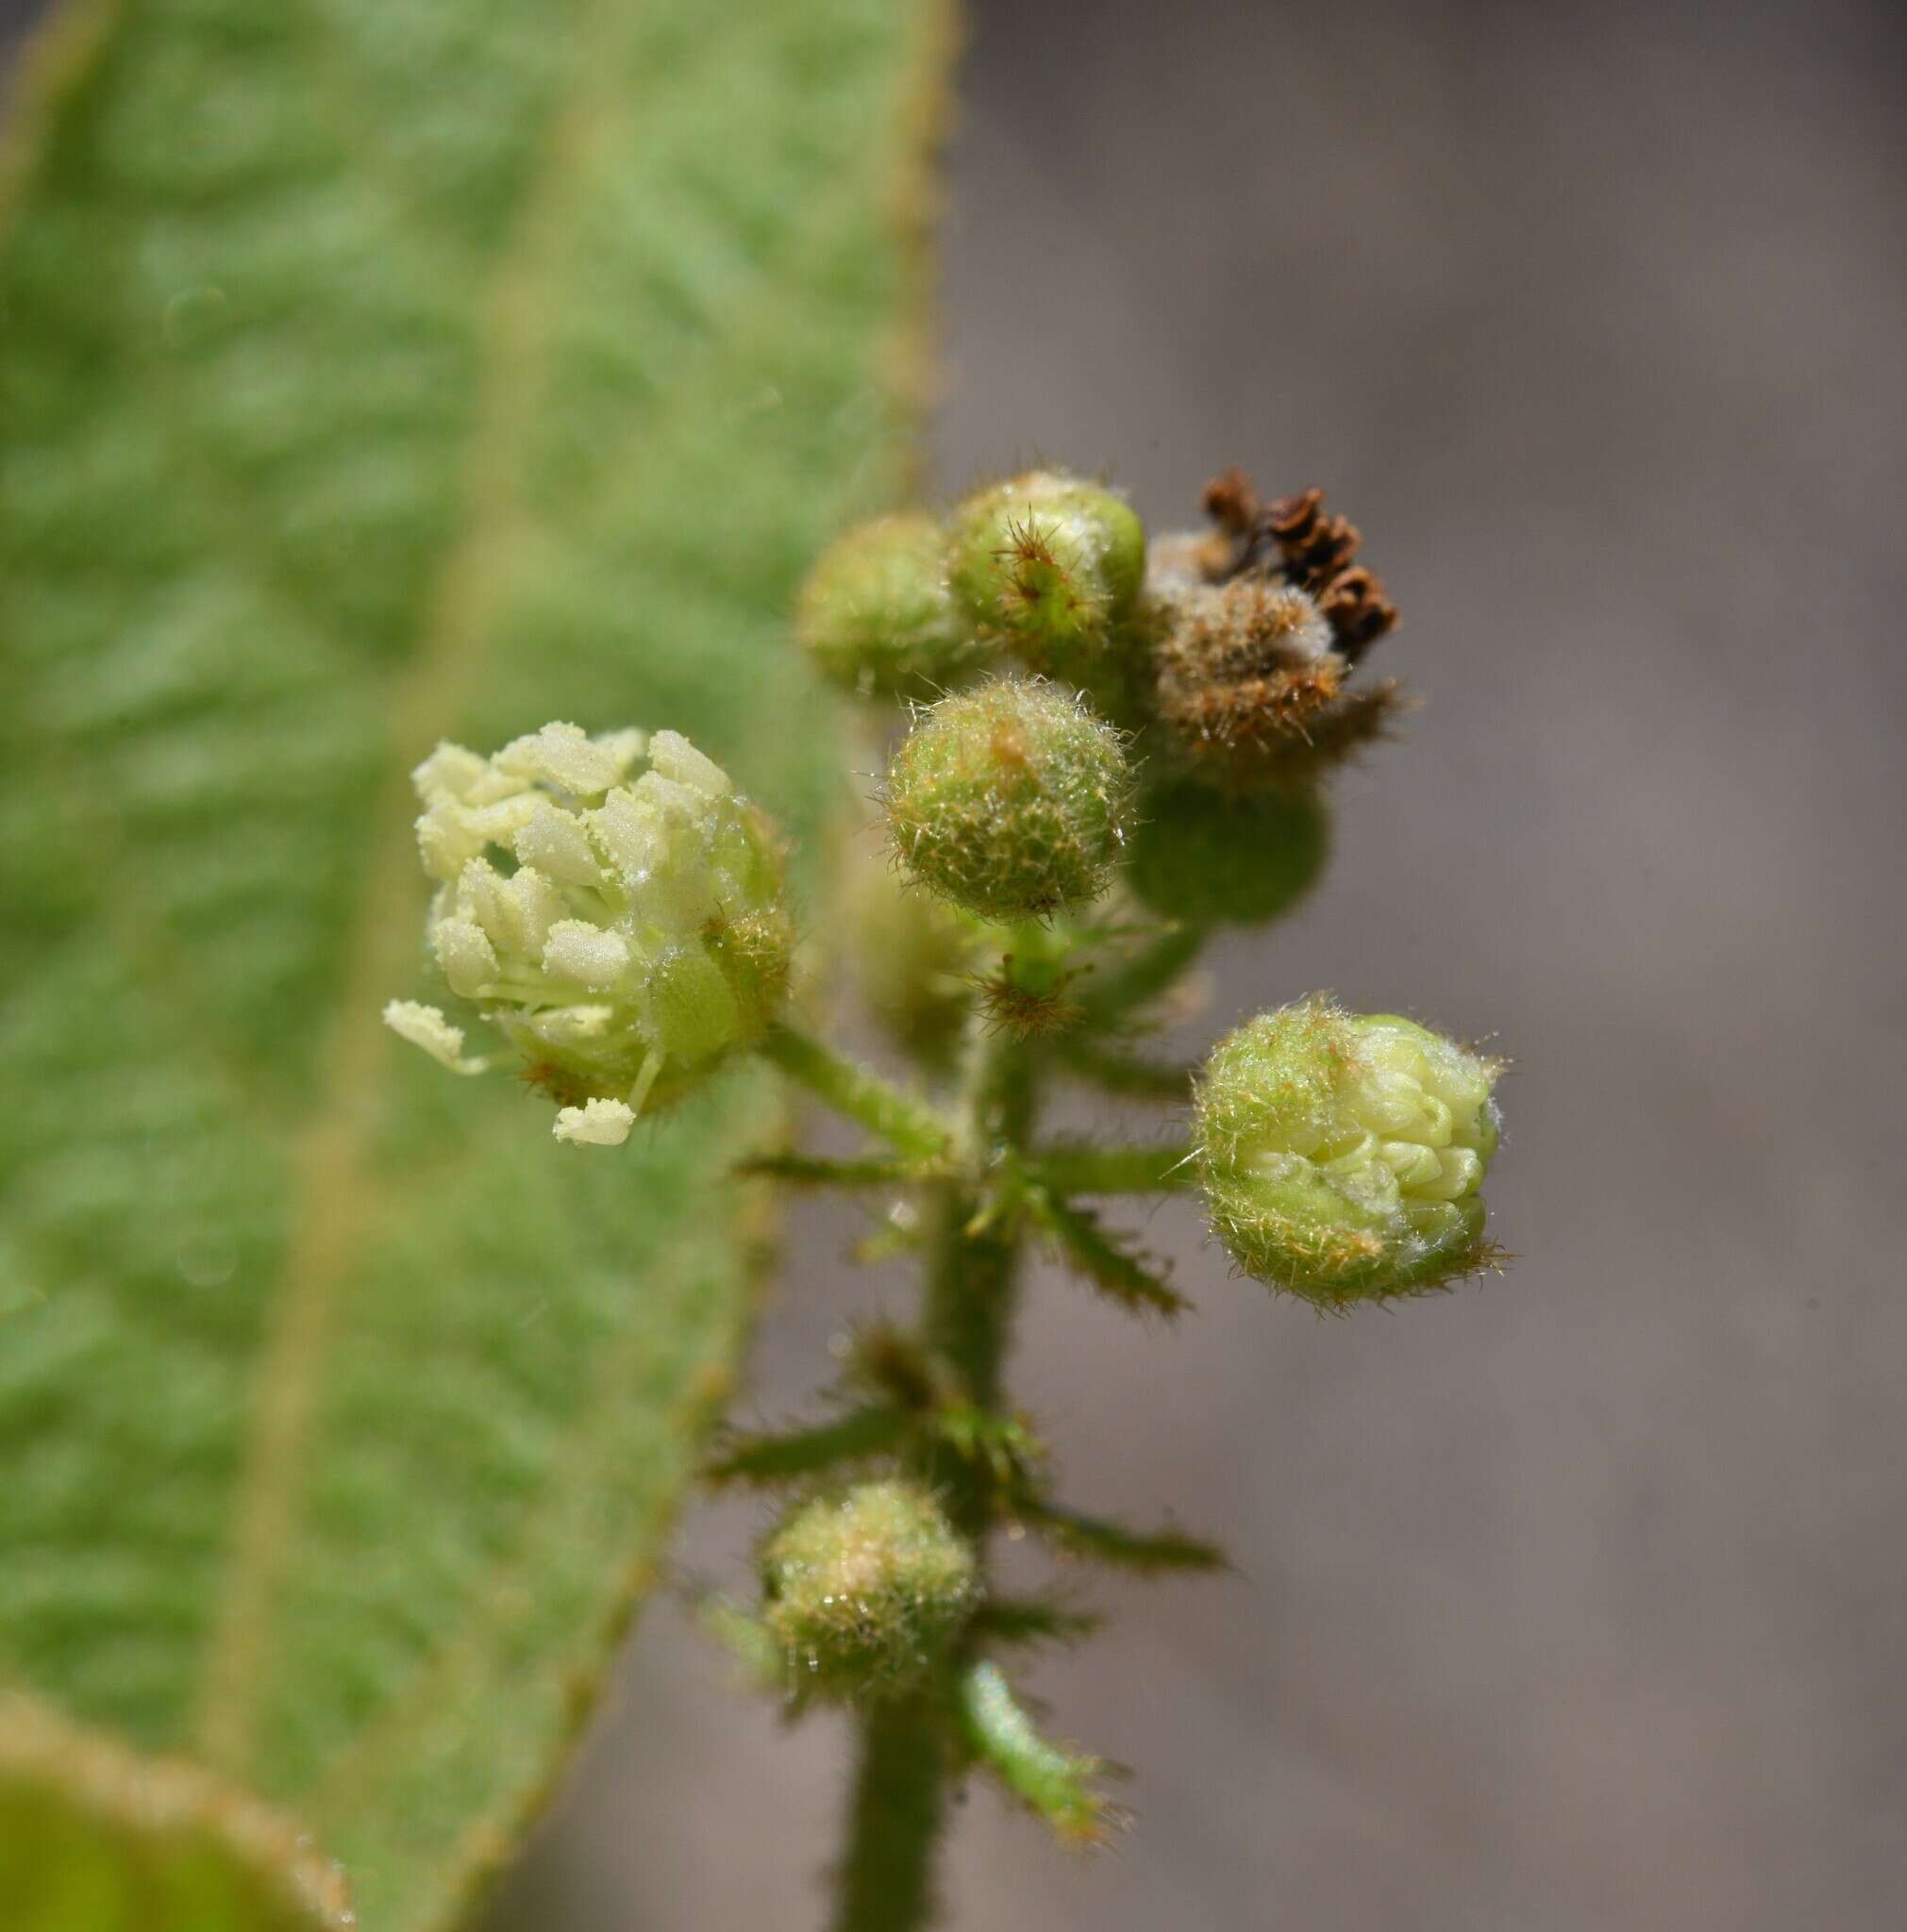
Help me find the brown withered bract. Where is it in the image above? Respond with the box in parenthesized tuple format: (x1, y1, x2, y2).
(1146, 471, 1407, 784)
(1155, 578, 1344, 781)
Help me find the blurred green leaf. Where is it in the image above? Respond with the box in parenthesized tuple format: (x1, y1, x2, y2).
(0, 0, 948, 1924)
(1, 1690, 355, 1930)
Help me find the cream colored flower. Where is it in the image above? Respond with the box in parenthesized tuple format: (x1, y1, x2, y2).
(390, 722, 792, 1143)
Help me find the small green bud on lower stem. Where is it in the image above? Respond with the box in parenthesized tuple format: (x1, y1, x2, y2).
(884, 678, 1134, 922)
(1195, 997, 1503, 1304)
(758, 1481, 977, 1700)
(796, 513, 972, 699)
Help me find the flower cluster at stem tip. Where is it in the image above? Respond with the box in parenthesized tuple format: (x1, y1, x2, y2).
(379, 456, 1513, 1874)
(382, 463, 1507, 1309)
(384, 721, 791, 1145)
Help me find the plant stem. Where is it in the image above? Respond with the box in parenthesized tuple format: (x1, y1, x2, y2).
(1080, 921, 1208, 1021)
(829, 1690, 948, 1932)
(761, 1021, 952, 1161)
(831, 1014, 1035, 1932)
(1055, 1035, 1195, 1101)
(1028, 1140, 1196, 1195)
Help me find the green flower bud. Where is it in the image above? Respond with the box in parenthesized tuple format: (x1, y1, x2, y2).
(884, 678, 1134, 922)
(385, 722, 792, 1144)
(947, 471, 1145, 683)
(1196, 998, 1502, 1304)
(1127, 777, 1329, 926)
(759, 1481, 977, 1699)
(795, 512, 971, 699)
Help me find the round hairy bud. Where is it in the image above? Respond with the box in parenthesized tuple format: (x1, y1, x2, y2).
(946, 471, 1146, 683)
(884, 678, 1134, 922)
(1127, 778, 1329, 926)
(1196, 998, 1502, 1305)
(759, 1481, 977, 1699)
(385, 723, 792, 1145)
(795, 512, 970, 699)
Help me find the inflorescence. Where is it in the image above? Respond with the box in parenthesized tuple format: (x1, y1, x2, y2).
(384, 462, 1508, 1868)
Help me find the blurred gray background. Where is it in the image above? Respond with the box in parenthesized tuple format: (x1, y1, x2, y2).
(8, 0, 1903, 1925)
(484, 4, 1907, 1927)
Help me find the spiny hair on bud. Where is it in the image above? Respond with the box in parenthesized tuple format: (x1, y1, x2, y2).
(757, 1480, 978, 1701)
(882, 677, 1136, 923)
(1194, 996, 1504, 1307)
(946, 471, 1146, 682)
(977, 964, 1085, 1038)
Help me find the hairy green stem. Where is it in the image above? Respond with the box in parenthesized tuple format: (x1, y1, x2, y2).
(1029, 1140, 1196, 1195)
(736, 1151, 927, 1188)
(832, 1015, 1034, 1932)
(1081, 921, 1208, 1020)
(761, 1021, 951, 1161)
(1056, 1035, 1195, 1100)
(830, 1690, 949, 1932)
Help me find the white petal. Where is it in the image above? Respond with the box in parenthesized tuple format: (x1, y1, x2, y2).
(410, 741, 487, 805)
(459, 858, 564, 960)
(649, 729, 732, 798)
(523, 1003, 613, 1047)
(596, 727, 649, 778)
(382, 1000, 487, 1074)
(543, 919, 631, 988)
(416, 800, 482, 884)
(432, 917, 499, 998)
(495, 721, 624, 798)
(588, 786, 666, 887)
(553, 1097, 636, 1147)
(631, 769, 708, 825)
(513, 802, 602, 889)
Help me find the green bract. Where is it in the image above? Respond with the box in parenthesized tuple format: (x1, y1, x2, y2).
(759, 1482, 976, 1700)
(796, 512, 970, 698)
(386, 722, 791, 1144)
(1127, 778, 1330, 925)
(1195, 998, 1501, 1304)
(884, 679, 1134, 921)
(947, 471, 1146, 682)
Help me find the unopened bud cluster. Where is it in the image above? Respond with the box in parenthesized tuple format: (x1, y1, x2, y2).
(376, 444, 1516, 1892)
(802, 466, 1408, 931)
(1195, 998, 1501, 1304)
(758, 1481, 976, 1700)
(385, 722, 791, 1144)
